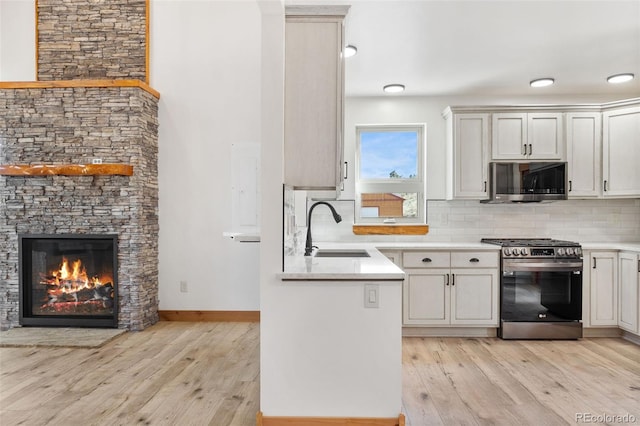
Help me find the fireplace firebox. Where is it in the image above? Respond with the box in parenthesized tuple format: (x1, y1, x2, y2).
(19, 234, 118, 328)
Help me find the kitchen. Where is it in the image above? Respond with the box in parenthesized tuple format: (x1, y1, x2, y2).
(1, 0, 639, 425)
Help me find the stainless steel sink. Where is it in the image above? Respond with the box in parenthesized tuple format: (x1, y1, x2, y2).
(314, 249, 370, 258)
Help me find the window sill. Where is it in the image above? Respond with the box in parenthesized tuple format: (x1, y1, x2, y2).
(352, 224, 429, 236)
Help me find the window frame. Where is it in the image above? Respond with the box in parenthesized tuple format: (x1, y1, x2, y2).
(355, 123, 426, 224)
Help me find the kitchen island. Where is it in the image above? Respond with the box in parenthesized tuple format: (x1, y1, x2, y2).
(260, 247, 404, 423)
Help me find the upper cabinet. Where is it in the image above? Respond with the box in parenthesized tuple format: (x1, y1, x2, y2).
(491, 112, 564, 160)
(444, 109, 489, 199)
(443, 99, 640, 201)
(283, 6, 349, 190)
(602, 106, 640, 198)
(566, 112, 602, 198)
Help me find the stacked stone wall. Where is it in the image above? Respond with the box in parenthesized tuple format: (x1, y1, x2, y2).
(0, 87, 159, 330)
(37, 0, 147, 80)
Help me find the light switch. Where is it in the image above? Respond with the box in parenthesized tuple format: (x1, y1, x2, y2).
(364, 284, 379, 308)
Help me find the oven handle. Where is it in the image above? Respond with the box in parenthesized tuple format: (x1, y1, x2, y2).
(503, 261, 583, 273)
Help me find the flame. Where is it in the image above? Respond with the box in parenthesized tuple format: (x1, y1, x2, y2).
(52, 258, 93, 292)
(41, 258, 112, 297)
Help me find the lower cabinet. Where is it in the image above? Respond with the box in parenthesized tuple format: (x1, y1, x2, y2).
(587, 251, 619, 326)
(402, 250, 499, 326)
(618, 251, 640, 334)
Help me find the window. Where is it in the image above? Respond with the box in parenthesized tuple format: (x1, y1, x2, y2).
(355, 124, 426, 223)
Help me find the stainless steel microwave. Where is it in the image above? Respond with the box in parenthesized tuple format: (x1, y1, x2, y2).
(481, 162, 568, 203)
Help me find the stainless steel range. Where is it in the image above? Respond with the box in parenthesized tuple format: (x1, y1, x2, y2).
(481, 238, 583, 339)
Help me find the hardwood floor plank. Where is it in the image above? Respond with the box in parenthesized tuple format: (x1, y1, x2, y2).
(2, 324, 638, 426)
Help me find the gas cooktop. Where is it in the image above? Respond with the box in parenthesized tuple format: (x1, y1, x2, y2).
(481, 238, 581, 247)
(481, 238, 582, 258)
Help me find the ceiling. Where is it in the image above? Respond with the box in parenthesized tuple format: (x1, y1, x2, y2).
(286, 0, 640, 98)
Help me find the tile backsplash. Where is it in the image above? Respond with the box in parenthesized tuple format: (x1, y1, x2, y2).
(297, 198, 640, 244)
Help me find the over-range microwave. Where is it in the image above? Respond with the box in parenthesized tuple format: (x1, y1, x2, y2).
(481, 162, 568, 203)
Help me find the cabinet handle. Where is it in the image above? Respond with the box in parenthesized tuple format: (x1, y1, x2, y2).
(445, 274, 449, 286)
(528, 144, 532, 156)
(603, 180, 608, 192)
(344, 161, 348, 180)
(638, 259, 640, 273)
(522, 144, 527, 156)
(422, 257, 432, 263)
(593, 257, 596, 269)
(451, 273, 455, 286)
(569, 180, 572, 192)
(483, 181, 487, 192)
(470, 258, 480, 263)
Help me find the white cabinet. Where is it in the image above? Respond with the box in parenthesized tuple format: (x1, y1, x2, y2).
(402, 250, 499, 326)
(587, 251, 619, 326)
(602, 106, 640, 197)
(566, 112, 602, 198)
(284, 7, 348, 190)
(444, 110, 490, 199)
(618, 251, 639, 334)
(492, 112, 564, 160)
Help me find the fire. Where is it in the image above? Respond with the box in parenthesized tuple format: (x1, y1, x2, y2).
(39, 257, 114, 308)
(52, 258, 100, 293)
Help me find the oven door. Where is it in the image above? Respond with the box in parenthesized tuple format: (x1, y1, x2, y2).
(501, 259, 582, 322)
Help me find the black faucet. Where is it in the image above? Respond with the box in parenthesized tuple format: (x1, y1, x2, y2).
(304, 201, 342, 256)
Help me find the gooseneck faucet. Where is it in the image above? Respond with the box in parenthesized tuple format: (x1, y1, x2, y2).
(304, 201, 342, 256)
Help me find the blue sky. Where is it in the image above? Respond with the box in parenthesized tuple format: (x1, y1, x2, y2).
(360, 131, 418, 179)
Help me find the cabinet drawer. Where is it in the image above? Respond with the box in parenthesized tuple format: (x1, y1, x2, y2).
(403, 251, 450, 268)
(450, 251, 499, 268)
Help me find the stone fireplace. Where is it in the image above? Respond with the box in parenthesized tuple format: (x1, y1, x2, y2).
(0, 0, 159, 331)
(19, 234, 118, 327)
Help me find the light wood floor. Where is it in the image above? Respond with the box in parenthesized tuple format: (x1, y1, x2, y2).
(1, 322, 639, 426)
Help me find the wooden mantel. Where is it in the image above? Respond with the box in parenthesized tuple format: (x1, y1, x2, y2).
(0, 79, 160, 99)
(0, 164, 133, 176)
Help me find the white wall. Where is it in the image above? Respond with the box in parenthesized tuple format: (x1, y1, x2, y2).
(0, 0, 36, 80)
(151, 0, 262, 311)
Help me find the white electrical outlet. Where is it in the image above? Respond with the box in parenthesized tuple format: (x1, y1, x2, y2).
(364, 284, 379, 308)
(180, 280, 188, 293)
(92, 158, 103, 164)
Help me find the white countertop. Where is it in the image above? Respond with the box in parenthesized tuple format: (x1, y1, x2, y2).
(580, 242, 640, 251)
(373, 242, 501, 251)
(280, 242, 499, 281)
(279, 240, 640, 281)
(281, 245, 405, 281)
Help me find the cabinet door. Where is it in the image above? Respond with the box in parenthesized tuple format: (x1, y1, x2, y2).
(453, 114, 489, 198)
(403, 269, 450, 325)
(589, 251, 618, 326)
(284, 16, 345, 189)
(602, 107, 640, 197)
(566, 112, 602, 198)
(618, 252, 639, 333)
(492, 113, 527, 159)
(527, 113, 564, 159)
(450, 269, 499, 326)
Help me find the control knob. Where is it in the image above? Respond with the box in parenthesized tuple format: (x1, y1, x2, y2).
(520, 248, 528, 256)
(504, 248, 512, 256)
(557, 248, 566, 256)
(566, 248, 574, 256)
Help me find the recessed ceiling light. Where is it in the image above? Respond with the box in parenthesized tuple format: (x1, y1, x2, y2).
(530, 78, 555, 88)
(383, 84, 405, 93)
(607, 73, 634, 84)
(344, 45, 357, 58)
